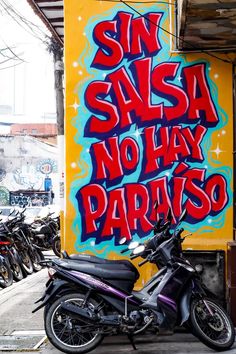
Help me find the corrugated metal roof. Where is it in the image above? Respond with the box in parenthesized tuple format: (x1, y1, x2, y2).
(26, 0, 64, 46)
(177, 0, 236, 51)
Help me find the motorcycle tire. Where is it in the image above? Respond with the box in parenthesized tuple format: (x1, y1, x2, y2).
(52, 235, 61, 257)
(30, 248, 43, 272)
(0, 261, 13, 288)
(190, 297, 235, 351)
(10, 248, 24, 281)
(20, 251, 34, 275)
(10, 257, 24, 281)
(45, 292, 104, 354)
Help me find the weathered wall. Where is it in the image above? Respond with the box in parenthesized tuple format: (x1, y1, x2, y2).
(0, 135, 59, 206)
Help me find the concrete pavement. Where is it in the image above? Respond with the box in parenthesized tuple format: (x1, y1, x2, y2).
(0, 260, 235, 354)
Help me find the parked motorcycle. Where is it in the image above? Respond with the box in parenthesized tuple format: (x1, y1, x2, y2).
(0, 253, 13, 288)
(33, 208, 235, 353)
(30, 214, 60, 257)
(0, 209, 44, 278)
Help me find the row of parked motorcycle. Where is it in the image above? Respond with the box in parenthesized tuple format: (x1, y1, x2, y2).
(0, 208, 60, 288)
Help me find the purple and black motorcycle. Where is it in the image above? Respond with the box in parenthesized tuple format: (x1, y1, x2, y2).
(33, 210, 235, 353)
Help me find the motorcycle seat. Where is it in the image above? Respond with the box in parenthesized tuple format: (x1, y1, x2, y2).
(69, 253, 138, 274)
(55, 257, 140, 282)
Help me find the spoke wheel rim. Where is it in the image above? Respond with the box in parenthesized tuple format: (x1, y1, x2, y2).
(51, 297, 99, 349)
(193, 300, 232, 345)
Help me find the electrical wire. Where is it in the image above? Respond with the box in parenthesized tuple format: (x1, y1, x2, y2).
(0, 61, 23, 70)
(0, 0, 49, 45)
(0, 34, 25, 62)
(3, 0, 48, 38)
(99, 0, 175, 4)
(116, 0, 234, 64)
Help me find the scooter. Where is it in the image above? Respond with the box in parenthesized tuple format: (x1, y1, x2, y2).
(33, 209, 235, 353)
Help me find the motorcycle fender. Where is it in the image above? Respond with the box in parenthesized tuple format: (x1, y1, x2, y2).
(32, 275, 93, 313)
(32, 279, 72, 313)
(179, 286, 192, 325)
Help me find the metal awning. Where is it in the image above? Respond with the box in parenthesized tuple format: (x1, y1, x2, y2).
(27, 0, 236, 52)
(26, 0, 64, 46)
(177, 0, 236, 51)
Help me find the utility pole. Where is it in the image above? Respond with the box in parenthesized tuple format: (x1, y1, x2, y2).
(48, 38, 65, 248)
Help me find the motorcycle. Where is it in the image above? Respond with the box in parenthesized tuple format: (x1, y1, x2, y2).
(0, 253, 13, 288)
(33, 209, 235, 353)
(0, 209, 44, 276)
(30, 214, 61, 257)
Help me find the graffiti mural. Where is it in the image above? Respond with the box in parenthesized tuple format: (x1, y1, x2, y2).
(37, 159, 58, 175)
(10, 190, 51, 207)
(0, 168, 6, 182)
(65, 1, 233, 256)
(0, 186, 10, 206)
(0, 136, 59, 205)
(13, 166, 43, 190)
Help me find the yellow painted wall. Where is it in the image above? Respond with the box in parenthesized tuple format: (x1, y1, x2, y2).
(64, 0, 234, 286)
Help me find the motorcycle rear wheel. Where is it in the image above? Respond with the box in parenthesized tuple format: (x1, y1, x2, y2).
(190, 298, 235, 351)
(45, 293, 104, 354)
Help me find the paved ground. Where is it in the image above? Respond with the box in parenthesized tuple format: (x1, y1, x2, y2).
(0, 254, 235, 354)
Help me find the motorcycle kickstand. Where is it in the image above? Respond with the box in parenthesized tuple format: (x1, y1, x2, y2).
(127, 334, 137, 350)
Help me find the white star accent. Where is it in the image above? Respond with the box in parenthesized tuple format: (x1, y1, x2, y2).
(210, 144, 224, 159)
(71, 162, 77, 168)
(78, 16, 82, 21)
(222, 130, 226, 135)
(73, 61, 78, 67)
(86, 148, 90, 153)
(70, 100, 80, 111)
(204, 165, 208, 169)
(132, 129, 142, 140)
(78, 70, 83, 75)
(165, 172, 170, 177)
(208, 67, 211, 71)
(83, 32, 86, 36)
(177, 75, 182, 82)
(208, 218, 212, 224)
(102, 73, 107, 78)
(214, 73, 219, 79)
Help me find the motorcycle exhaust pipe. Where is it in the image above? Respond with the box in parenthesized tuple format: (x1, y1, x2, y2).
(60, 302, 120, 326)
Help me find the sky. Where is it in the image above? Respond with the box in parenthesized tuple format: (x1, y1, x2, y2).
(0, 0, 56, 125)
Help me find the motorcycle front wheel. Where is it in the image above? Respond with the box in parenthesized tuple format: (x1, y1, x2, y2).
(30, 248, 43, 272)
(52, 234, 61, 257)
(20, 251, 34, 275)
(190, 298, 235, 351)
(0, 261, 13, 288)
(45, 293, 104, 354)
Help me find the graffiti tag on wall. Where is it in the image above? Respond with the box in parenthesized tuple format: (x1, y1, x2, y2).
(73, 10, 231, 244)
(10, 191, 51, 207)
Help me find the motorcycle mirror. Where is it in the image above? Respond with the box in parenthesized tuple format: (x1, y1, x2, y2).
(119, 237, 127, 245)
(133, 245, 145, 255)
(128, 241, 139, 250)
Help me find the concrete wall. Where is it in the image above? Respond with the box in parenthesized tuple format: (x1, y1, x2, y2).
(0, 135, 59, 206)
